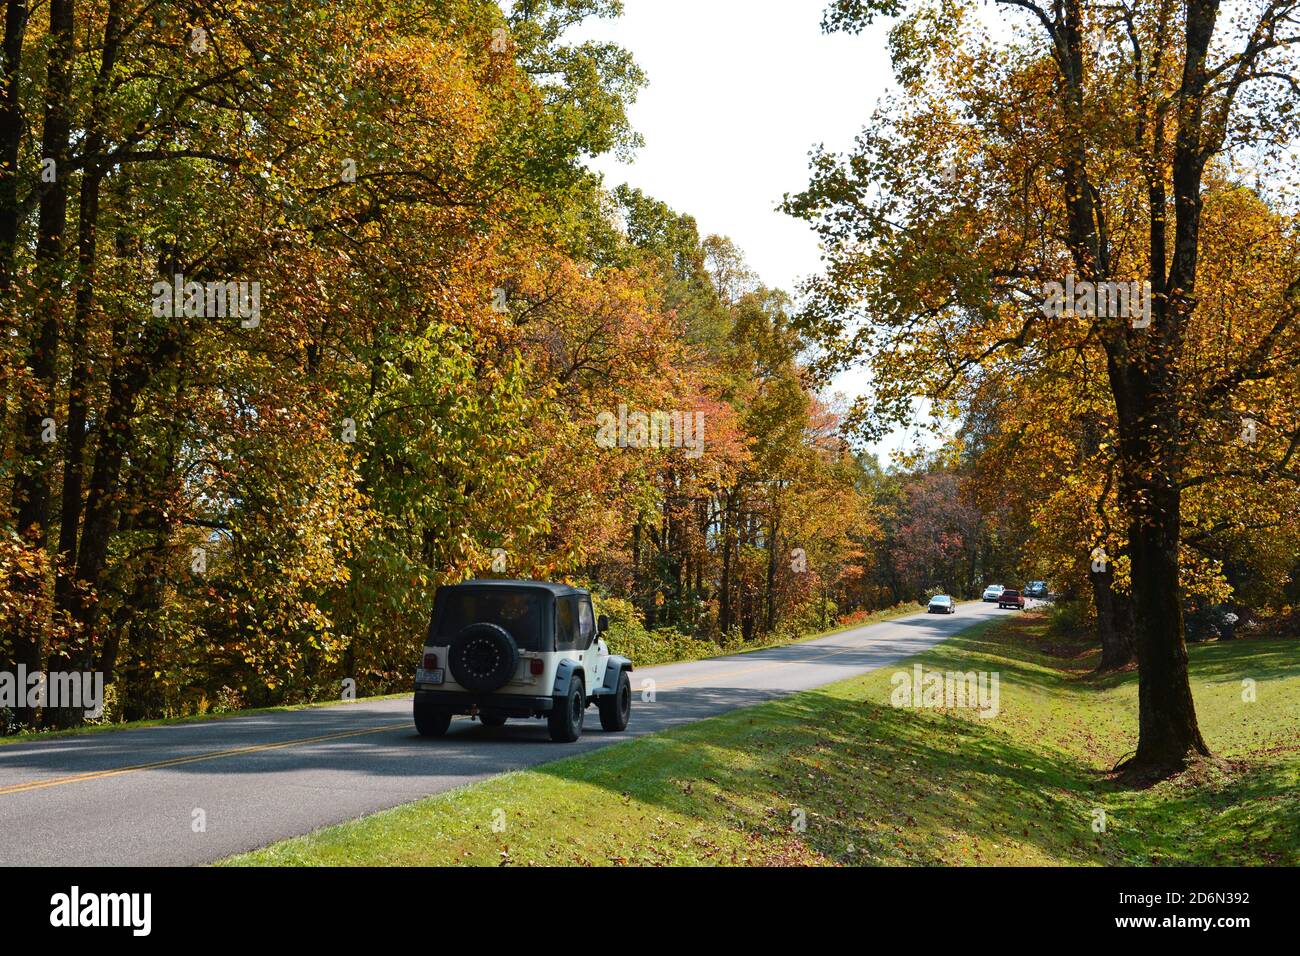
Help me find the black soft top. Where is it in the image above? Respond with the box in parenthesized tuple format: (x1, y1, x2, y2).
(429, 580, 589, 652)
(445, 579, 587, 598)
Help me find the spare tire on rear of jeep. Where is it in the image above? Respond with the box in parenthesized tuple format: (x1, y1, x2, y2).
(448, 622, 520, 692)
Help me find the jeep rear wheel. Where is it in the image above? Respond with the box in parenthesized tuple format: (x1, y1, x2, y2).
(598, 668, 631, 732)
(548, 678, 584, 743)
(414, 699, 452, 737)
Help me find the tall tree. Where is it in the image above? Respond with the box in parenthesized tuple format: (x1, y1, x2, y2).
(790, 0, 1300, 773)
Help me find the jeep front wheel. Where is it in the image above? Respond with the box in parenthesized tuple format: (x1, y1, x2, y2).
(598, 669, 631, 732)
(548, 679, 584, 743)
(414, 698, 452, 737)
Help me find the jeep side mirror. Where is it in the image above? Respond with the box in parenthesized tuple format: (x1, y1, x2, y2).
(597, 614, 609, 634)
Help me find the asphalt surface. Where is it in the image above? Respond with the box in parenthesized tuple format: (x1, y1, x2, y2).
(0, 599, 1011, 865)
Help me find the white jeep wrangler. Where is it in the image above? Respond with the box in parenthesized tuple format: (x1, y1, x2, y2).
(413, 580, 633, 742)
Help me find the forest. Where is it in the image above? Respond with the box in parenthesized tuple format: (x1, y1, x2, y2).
(0, 0, 971, 730)
(1, 0, 1297, 782)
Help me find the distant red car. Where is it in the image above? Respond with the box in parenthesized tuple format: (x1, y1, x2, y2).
(997, 589, 1025, 610)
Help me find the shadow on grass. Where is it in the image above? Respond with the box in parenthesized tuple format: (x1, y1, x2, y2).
(1184, 638, 1300, 684)
(523, 620, 1299, 866)
(529, 683, 1118, 866)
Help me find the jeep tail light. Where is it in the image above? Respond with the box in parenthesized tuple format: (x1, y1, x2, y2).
(529, 658, 544, 676)
(423, 652, 438, 669)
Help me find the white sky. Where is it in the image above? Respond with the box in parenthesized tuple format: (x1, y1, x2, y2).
(568, 0, 947, 462)
(572, 0, 890, 294)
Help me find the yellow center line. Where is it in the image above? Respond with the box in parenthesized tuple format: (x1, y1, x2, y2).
(0, 721, 411, 797)
(1, 614, 944, 797)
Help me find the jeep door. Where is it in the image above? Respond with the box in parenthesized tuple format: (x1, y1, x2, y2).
(554, 595, 584, 693)
(577, 595, 603, 691)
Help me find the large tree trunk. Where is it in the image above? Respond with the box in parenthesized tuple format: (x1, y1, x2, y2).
(764, 496, 779, 634)
(1123, 480, 1207, 768)
(1090, 562, 1133, 671)
(0, 0, 27, 304)
(55, 0, 121, 622)
(719, 492, 733, 634)
(1110, 323, 1207, 768)
(44, 297, 180, 726)
(630, 516, 641, 607)
(1110, 0, 1217, 772)
(43, 4, 128, 729)
(1052, 0, 1212, 773)
(7, 0, 74, 728)
(1110, 588, 1137, 664)
(120, 560, 168, 721)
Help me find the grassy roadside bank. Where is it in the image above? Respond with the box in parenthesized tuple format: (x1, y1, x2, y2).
(1, 601, 936, 747)
(223, 614, 1300, 866)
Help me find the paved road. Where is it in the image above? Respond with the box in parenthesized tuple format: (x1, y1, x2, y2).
(0, 600, 1010, 865)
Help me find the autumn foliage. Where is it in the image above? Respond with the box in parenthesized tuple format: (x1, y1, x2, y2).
(0, 1, 885, 729)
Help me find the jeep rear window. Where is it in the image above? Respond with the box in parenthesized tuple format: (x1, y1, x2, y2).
(431, 589, 547, 651)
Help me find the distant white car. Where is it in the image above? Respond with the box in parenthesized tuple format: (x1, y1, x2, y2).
(927, 595, 956, 614)
(982, 585, 1005, 602)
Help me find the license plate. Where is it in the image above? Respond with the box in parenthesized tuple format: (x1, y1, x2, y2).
(416, 668, 444, 685)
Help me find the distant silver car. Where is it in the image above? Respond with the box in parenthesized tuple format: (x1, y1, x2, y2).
(928, 594, 956, 614)
(982, 584, 1005, 602)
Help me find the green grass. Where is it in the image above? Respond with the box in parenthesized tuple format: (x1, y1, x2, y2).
(223, 615, 1300, 866)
